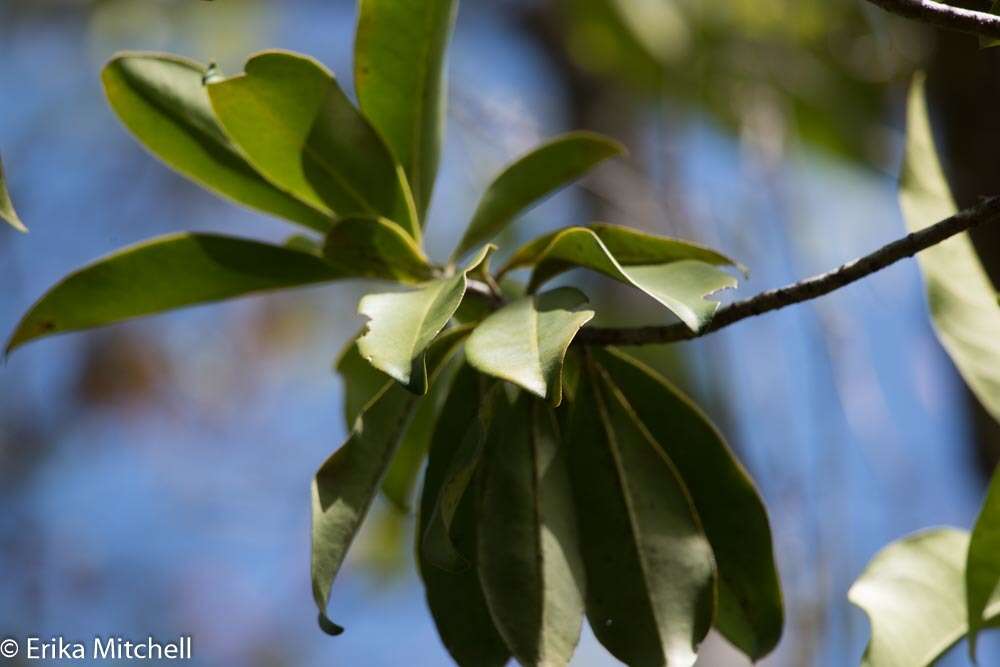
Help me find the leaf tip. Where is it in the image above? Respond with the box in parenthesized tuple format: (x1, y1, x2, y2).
(317, 612, 345, 636)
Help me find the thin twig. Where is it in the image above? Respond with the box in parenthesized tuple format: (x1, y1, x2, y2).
(576, 196, 1000, 346)
(864, 0, 1000, 39)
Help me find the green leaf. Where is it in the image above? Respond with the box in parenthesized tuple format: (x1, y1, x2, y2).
(418, 364, 511, 667)
(357, 245, 494, 393)
(355, 0, 458, 221)
(968, 464, 1000, 658)
(503, 225, 738, 331)
(323, 217, 433, 285)
(567, 356, 716, 667)
(595, 348, 783, 660)
(900, 75, 1000, 426)
(7, 233, 341, 354)
(982, 1, 1000, 49)
(849, 528, 1000, 667)
(477, 394, 585, 666)
(465, 287, 594, 405)
(0, 154, 26, 233)
(102, 53, 331, 233)
(311, 327, 468, 635)
(207, 50, 419, 240)
(453, 132, 625, 259)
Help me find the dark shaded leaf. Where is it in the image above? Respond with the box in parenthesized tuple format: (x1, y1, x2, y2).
(207, 50, 419, 239)
(453, 132, 624, 259)
(465, 287, 594, 404)
(968, 464, 1000, 658)
(7, 233, 340, 354)
(311, 327, 468, 634)
(567, 356, 716, 666)
(478, 394, 585, 666)
(323, 217, 433, 285)
(102, 53, 331, 233)
(418, 364, 511, 667)
(596, 348, 783, 660)
(355, 0, 458, 220)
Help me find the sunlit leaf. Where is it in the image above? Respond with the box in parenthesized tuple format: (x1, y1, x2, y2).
(357, 245, 494, 393)
(0, 154, 26, 233)
(478, 394, 585, 666)
(503, 225, 738, 331)
(207, 50, 419, 240)
(849, 528, 1000, 667)
(596, 348, 783, 660)
(311, 327, 468, 635)
(968, 465, 1000, 658)
(465, 287, 594, 405)
(102, 53, 331, 233)
(7, 233, 341, 354)
(567, 355, 716, 667)
(453, 132, 625, 260)
(418, 364, 511, 667)
(900, 75, 1000, 426)
(355, 0, 458, 221)
(323, 217, 433, 285)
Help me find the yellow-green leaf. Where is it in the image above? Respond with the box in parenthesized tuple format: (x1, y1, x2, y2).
(311, 328, 467, 635)
(503, 225, 738, 331)
(849, 528, 1000, 667)
(323, 217, 433, 285)
(478, 394, 585, 666)
(7, 234, 341, 354)
(968, 464, 1000, 658)
(207, 50, 419, 240)
(102, 53, 331, 233)
(453, 132, 625, 260)
(355, 0, 458, 221)
(465, 287, 594, 405)
(900, 76, 1000, 426)
(357, 245, 494, 393)
(0, 154, 26, 233)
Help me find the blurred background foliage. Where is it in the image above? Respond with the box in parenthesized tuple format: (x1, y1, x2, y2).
(2, 0, 999, 664)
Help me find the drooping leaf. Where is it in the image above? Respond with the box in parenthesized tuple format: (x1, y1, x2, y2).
(900, 75, 1000, 425)
(418, 364, 511, 667)
(354, 0, 458, 221)
(503, 225, 737, 331)
(356, 245, 494, 393)
(311, 327, 468, 635)
(567, 356, 716, 667)
(968, 464, 1000, 658)
(453, 132, 625, 259)
(7, 233, 341, 354)
(334, 332, 391, 429)
(102, 53, 331, 233)
(0, 154, 26, 232)
(465, 287, 594, 405)
(982, 1, 1000, 49)
(849, 528, 1000, 667)
(596, 348, 783, 660)
(478, 394, 585, 666)
(323, 217, 433, 285)
(422, 382, 502, 572)
(207, 51, 419, 240)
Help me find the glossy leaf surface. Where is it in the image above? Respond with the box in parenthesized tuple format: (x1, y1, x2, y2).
(357, 245, 493, 393)
(418, 364, 511, 667)
(849, 528, 1000, 667)
(504, 226, 737, 331)
(453, 132, 625, 259)
(8, 233, 340, 353)
(465, 287, 594, 404)
(478, 395, 585, 666)
(208, 51, 419, 239)
(311, 329, 467, 634)
(103, 53, 331, 232)
(355, 0, 457, 220)
(596, 348, 782, 660)
(568, 358, 716, 667)
(900, 76, 1000, 425)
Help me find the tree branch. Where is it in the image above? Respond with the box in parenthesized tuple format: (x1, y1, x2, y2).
(864, 0, 1000, 40)
(576, 196, 1000, 346)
